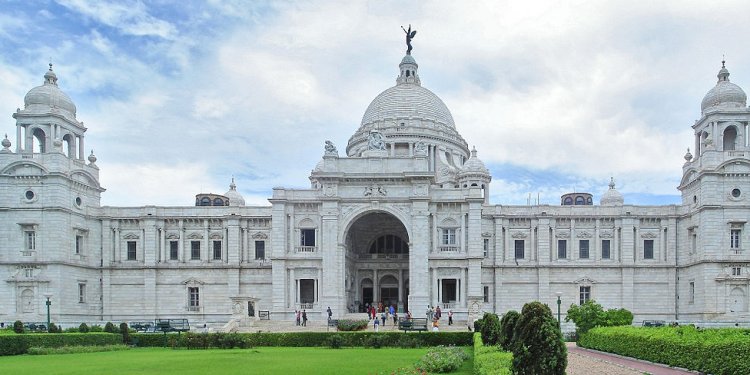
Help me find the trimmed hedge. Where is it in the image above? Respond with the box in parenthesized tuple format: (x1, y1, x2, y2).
(0, 333, 122, 356)
(578, 326, 750, 375)
(473, 332, 512, 375)
(131, 331, 472, 349)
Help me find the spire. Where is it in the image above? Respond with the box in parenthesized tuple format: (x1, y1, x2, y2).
(229, 176, 237, 190)
(471, 146, 478, 158)
(608, 177, 616, 190)
(718, 59, 730, 82)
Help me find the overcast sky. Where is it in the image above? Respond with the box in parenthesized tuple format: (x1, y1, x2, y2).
(1, 0, 749, 207)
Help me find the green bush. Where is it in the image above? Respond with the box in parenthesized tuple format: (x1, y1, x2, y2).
(119, 323, 130, 344)
(327, 334, 344, 349)
(478, 312, 501, 346)
(473, 333, 512, 375)
(79, 323, 90, 333)
(130, 331, 473, 349)
(104, 322, 116, 333)
(512, 301, 566, 375)
(579, 326, 750, 375)
(337, 319, 369, 331)
(0, 333, 123, 356)
(27, 344, 129, 355)
(604, 308, 633, 327)
(566, 300, 605, 334)
(415, 346, 469, 373)
(364, 334, 387, 348)
(13, 321, 24, 334)
(47, 323, 57, 333)
(397, 335, 421, 348)
(499, 310, 519, 351)
(89, 324, 103, 333)
(65, 327, 79, 333)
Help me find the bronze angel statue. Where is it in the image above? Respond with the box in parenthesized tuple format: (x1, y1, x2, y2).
(401, 24, 417, 55)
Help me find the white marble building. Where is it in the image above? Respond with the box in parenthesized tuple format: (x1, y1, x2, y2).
(1, 51, 749, 326)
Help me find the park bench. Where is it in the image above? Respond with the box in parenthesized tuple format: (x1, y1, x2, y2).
(155, 318, 190, 332)
(398, 318, 428, 332)
(642, 320, 665, 327)
(328, 319, 339, 328)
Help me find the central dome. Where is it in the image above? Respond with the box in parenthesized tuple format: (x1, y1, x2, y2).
(360, 55, 455, 128)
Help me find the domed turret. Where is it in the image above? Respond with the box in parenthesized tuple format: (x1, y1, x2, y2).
(224, 178, 245, 207)
(701, 61, 747, 114)
(458, 147, 491, 203)
(600, 177, 624, 206)
(23, 64, 77, 119)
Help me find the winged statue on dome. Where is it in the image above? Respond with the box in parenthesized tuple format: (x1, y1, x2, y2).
(401, 24, 417, 55)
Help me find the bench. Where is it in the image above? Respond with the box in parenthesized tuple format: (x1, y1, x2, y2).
(398, 318, 428, 332)
(328, 319, 339, 328)
(642, 320, 665, 327)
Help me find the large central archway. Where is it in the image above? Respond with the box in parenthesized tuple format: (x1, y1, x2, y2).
(344, 211, 410, 314)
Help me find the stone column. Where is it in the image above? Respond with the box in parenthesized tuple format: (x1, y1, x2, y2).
(320, 201, 342, 315)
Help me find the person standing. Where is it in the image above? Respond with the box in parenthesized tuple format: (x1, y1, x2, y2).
(327, 306, 332, 323)
(393, 311, 398, 325)
(295, 310, 301, 326)
(435, 306, 442, 321)
(448, 310, 453, 325)
(373, 316, 380, 332)
(381, 311, 386, 326)
(302, 309, 308, 327)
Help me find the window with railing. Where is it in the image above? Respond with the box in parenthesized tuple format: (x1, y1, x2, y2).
(25, 230, 36, 251)
(297, 228, 316, 252)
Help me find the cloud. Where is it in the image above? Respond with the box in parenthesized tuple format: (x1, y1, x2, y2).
(55, 0, 177, 39)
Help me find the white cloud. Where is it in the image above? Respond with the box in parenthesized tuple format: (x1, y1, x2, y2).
(56, 0, 177, 39)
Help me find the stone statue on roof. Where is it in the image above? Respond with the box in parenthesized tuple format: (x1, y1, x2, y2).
(401, 24, 417, 55)
(324, 140, 338, 156)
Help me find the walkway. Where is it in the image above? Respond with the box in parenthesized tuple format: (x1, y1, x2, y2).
(566, 343, 700, 375)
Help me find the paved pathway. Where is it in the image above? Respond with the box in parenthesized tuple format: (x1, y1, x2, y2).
(567, 343, 699, 375)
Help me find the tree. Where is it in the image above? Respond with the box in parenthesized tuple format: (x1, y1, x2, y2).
(13, 320, 24, 334)
(79, 323, 90, 333)
(499, 310, 520, 351)
(104, 322, 116, 333)
(565, 300, 605, 334)
(512, 301, 567, 375)
(604, 308, 633, 327)
(478, 312, 501, 346)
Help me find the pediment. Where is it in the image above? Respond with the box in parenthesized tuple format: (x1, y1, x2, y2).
(1, 161, 48, 176)
(573, 276, 596, 285)
(182, 277, 205, 285)
(122, 232, 139, 240)
(187, 232, 203, 240)
(70, 170, 101, 188)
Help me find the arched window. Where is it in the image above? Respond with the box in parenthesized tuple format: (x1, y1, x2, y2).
(200, 197, 211, 206)
(575, 196, 585, 205)
(724, 126, 738, 151)
(563, 197, 573, 205)
(213, 198, 224, 206)
(32, 128, 46, 153)
(63, 134, 75, 158)
(369, 234, 409, 254)
(21, 289, 34, 313)
(586, 197, 593, 205)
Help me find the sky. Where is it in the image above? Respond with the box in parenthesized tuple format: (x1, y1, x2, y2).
(1, 0, 749, 207)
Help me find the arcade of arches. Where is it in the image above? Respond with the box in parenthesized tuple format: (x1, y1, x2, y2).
(345, 212, 410, 313)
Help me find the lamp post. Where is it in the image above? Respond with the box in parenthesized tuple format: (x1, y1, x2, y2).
(44, 293, 52, 332)
(555, 292, 562, 326)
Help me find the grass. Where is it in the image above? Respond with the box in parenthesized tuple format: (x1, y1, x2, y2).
(0, 347, 473, 375)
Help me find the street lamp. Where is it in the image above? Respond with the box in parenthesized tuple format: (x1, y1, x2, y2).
(555, 292, 562, 326)
(43, 293, 52, 332)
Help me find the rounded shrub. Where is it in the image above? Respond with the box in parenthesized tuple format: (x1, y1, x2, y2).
(327, 334, 344, 349)
(512, 301, 567, 375)
(119, 323, 130, 344)
(47, 323, 57, 333)
(499, 310, 520, 351)
(104, 322, 116, 333)
(79, 323, 90, 333)
(479, 312, 501, 346)
(13, 320, 24, 334)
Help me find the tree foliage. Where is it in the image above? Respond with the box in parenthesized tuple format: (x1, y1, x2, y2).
(498, 310, 519, 351)
(478, 312, 501, 346)
(13, 321, 24, 334)
(511, 301, 566, 375)
(566, 300, 633, 334)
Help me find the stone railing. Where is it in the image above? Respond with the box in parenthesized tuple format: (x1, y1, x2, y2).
(186, 306, 202, 312)
(358, 253, 409, 260)
(299, 303, 314, 310)
(438, 246, 459, 253)
(295, 246, 317, 253)
(442, 302, 456, 309)
(731, 249, 743, 255)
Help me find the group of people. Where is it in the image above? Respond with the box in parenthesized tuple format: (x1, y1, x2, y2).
(294, 309, 308, 326)
(369, 303, 398, 332)
(426, 305, 454, 331)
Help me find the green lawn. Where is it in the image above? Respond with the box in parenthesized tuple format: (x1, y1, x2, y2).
(0, 347, 473, 375)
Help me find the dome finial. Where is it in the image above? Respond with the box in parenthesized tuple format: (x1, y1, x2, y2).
(471, 146, 477, 158)
(230, 176, 237, 190)
(608, 177, 616, 190)
(44, 63, 58, 86)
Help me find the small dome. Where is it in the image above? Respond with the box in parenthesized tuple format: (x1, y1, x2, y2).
(224, 178, 245, 207)
(459, 146, 490, 176)
(701, 61, 747, 113)
(600, 177, 624, 206)
(24, 64, 77, 117)
(401, 54, 417, 65)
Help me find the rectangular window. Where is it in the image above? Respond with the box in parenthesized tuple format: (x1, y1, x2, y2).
(601, 240, 611, 259)
(732, 266, 742, 276)
(212, 240, 222, 260)
(78, 283, 86, 303)
(483, 286, 489, 303)
(169, 240, 179, 260)
(300, 229, 316, 247)
(731, 229, 741, 249)
(644, 239, 654, 259)
(188, 287, 199, 307)
(25, 231, 36, 250)
(579, 286, 591, 305)
(442, 228, 456, 245)
(514, 240, 524, 259)
(255, 241, 265, 260)
(191, 241, 201, 260)
(689, 281, 695, 303)
(579, 240, 589, 259)
(24, 267, 33, 278)
(557, 240, 567, 259)
(126, 241, 137, 260)
(483, 238, 489, 257)
(75, 235, 83, 255)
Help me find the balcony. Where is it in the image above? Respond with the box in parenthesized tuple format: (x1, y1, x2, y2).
(295, 246, 317, 253)
(358, 253, 409, 260)
(186, 306, 202, 312)
(298, 303, 315, 310)
(438, 246, 459, 253)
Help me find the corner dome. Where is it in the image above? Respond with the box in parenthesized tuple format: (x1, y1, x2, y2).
(24, 64, 77, 117)
(600, 177, 624, 206)
(701, 61, 747, 113)
(224, 178, 245, 207)
(459, 147, 490, 176)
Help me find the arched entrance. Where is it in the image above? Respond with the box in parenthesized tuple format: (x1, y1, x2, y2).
(344, 211, 409, 314)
